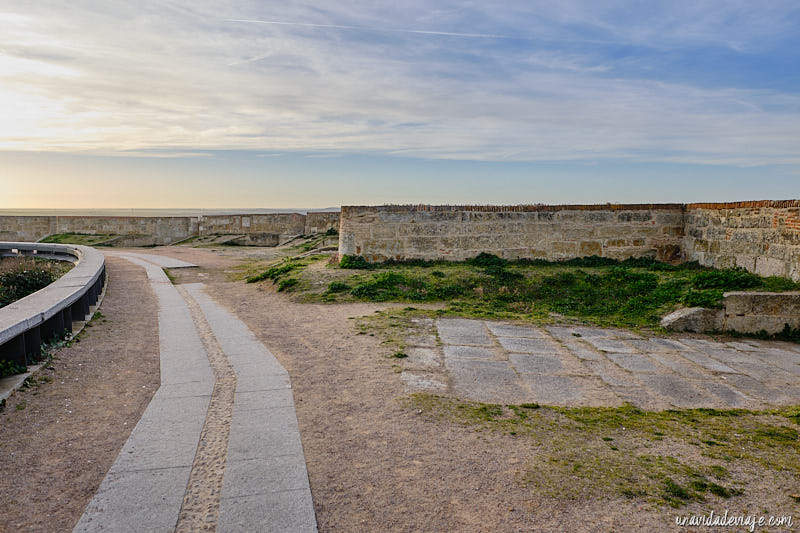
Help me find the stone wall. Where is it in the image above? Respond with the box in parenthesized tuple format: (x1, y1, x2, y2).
(55, 216, 198, 245)
(0, 216, 54, 242)
(338, 204, 686, 262)
(304, 211, 340, 234)
(662, 291, 800, 335)
(685, 200, 800, 281)
(0, 211, 342, 246)
(199, 213, 306, 237)
(0, 215, 197, 245)
(723, 291, 800, 334)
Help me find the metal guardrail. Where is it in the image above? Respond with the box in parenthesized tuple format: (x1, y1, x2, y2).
(0, 242, 106, 365)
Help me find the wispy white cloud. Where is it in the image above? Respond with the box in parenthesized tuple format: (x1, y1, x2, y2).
(226, 18, 513, 40)
(0, 1, 798, 167)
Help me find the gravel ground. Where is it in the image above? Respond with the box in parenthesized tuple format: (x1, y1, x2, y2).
(0, 256, 160, 532)
(2, 245, 795, 532)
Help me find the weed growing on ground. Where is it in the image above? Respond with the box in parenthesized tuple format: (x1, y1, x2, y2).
(0, 359, 26, 378)
(277, 278, 299, 292)
(246, 262, 301, 283)
(162, 268, 177, 284)
(39, 233, 117, 246)
(339, 254, 370, 269)
(326, 281, 351, 293)
(291, 253, 800, 328)
(408, 393, 800, 508)
(0, 257, 71, 308)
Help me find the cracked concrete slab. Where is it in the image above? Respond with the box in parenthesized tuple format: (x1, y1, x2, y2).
(418, 318, 800, 410)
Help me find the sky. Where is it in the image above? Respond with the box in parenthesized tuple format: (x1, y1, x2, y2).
(1, 1, 799, 209)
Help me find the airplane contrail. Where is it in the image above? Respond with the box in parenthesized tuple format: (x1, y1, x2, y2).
(225, 19, 513, 40)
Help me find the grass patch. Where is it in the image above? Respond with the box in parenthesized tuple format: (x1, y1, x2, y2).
(243, 255, 328, 295)
(290, 253, 800, 328)
(290, 231, 339, 253)
(40, 232, 116, 246)
(408, 393, 799, 507)
(277, 278, 299, 292)
(0, 257, 73, 308)
(162, 268, 177, 284)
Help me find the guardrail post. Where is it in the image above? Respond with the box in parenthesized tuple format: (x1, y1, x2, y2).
(63, 307, 73, 334)
(23, 327, 41, 361)
(0, 334, 26, 367)
(40, 312, 65, 342)
(88, 280, 98, 305)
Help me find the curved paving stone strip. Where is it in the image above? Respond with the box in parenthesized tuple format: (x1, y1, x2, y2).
(174, 286, 237, 533)
(181, 283, 317, 533)
(75, 254, 317, 533)
(75, 255, 213, 533)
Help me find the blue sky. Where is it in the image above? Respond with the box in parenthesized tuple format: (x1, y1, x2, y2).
(1, 1, 799, 208)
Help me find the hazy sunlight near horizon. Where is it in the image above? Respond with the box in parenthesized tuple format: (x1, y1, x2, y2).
(1, 2, 799, 208)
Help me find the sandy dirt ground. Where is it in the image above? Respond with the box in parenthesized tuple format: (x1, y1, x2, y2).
(2, 245, 795, 532)
(160, 247, 688, 532)
(0, 256, 160, 532)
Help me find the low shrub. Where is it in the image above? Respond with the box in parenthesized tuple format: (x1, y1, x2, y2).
(0, 268, 55, 307)
(326, 281, 351, 293)
(682, 289, 725, 308)
(468, 252, 507, 268)
(246, 263, 300, 283)
(277, 278, 299, 292)
(691, 269, 761, 290)
(339, 255, 370, 269)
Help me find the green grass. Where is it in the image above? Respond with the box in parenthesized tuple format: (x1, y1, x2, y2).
(244, 255, 327, 291)
(0, 257, 73, 308)
(289, 253, 800, 329)
(40, 233, 117, 246)
(290, 231, 339, 253)
(408, 393, 800, 507)
(162, 268, 177, 284)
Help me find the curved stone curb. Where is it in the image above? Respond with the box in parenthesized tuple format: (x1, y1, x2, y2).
(0, 241, 106, 375)
(0, 271, 108, 403)
(75, 253, 317, 533)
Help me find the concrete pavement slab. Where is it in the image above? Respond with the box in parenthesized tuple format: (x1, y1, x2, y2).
(605, 352, 661, 374)
(74, 466, 191, 533)
(444, 345, 495, 361)
(447, 359, 526, 403)
(508, 353, 564, 374)
(436, 318, 493, 346)
(485, 322, 545, 338)
(497, 337, 561, 355)
(218, 489, 317, 533)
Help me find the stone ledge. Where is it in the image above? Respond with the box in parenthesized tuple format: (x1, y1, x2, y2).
(662, 291, 800, 335)
(0, 241, 105, 348)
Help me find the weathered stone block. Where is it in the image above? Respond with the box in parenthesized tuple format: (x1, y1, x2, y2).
(579, 241, 602, 256)
(661, 307, 724, 332)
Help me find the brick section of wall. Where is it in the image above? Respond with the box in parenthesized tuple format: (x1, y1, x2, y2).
(685, 203, 800, 281)
(339, 204, 686, 263)
(304, 212, 340, 234)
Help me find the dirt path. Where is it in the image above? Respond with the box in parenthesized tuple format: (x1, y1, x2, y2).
(0, 256, 160, 532)
(149, 247, 667, 532)
(3, 245, 792, 532)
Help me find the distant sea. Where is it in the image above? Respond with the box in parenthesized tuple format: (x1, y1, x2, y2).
(0, 208, 340, 217)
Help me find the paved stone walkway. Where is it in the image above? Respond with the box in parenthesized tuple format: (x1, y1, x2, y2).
(74, 254, 316, 533)
(401, 318, 800, 409)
